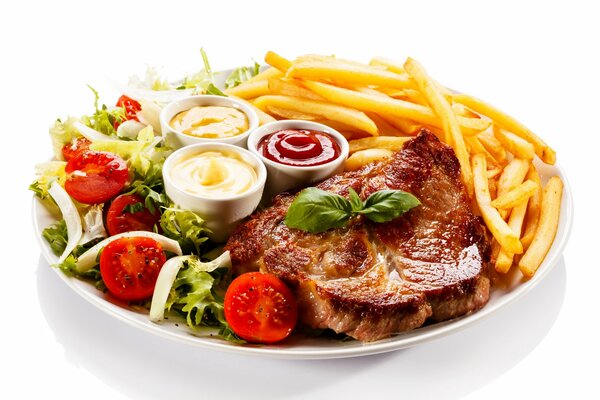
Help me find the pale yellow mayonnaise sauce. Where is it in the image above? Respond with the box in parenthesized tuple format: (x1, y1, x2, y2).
(170, 106, 249, 138)
(169, 150, 257, 197)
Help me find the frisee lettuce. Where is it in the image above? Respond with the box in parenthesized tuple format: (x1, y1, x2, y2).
(159, 208, 209, 255)
(30, 161, 66, 200)
(80, 85, 124, 136)
(165, 256, 243, 343)
(225, 61, 260, 88)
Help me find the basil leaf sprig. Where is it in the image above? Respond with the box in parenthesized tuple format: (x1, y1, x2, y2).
(284, 187, 420, 233)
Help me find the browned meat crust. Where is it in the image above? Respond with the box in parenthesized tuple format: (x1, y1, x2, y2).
(225, 130, 491, 342)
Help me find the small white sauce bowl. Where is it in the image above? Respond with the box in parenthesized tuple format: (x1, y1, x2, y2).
(160, 95, 259, 149)
(162, 142, 267, 242)
(247, 120, 349, 200)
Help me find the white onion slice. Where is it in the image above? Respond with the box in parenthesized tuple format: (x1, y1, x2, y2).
(116, 119, 147, 139)
(75, 231, 182, 272)
(48, 182, 82, 264)
(73, 121, 119, 142)
(149, 251, 231, 323)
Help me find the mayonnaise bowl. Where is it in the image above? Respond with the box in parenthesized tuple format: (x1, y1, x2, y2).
(247, 120, 349, 200)
(162, 142, 266, 242)
(160, 95, 259, 149)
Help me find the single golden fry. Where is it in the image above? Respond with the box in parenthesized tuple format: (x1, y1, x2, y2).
(452, 103, 480, 119)
(519, 176, 563, 277)
(493, 124, 535, 159)
(267, 78, 324, 101)
(465, 136, 498, 167)
(404, 57, 473, 196)
(486, 168, 502, 179)
(229, 95, 276, 125)
(491, 179, 539, 209)
(265, 51, 292, 73)
(520, 164, 543, 250)
(287, 60, 416, 90)
(495, 199, 529, 273)
(345, 148, 393, 171)
(401, 88, 428, 106)
(478, 129, 508, 166)
(369, 56, 406, 74)
(496, 158, 530, 219)
(225, 79, 270, 99)
(266, 106, 319, 121)
(453, 93, 556, 164)
(349, 136, 412, 154)
(253, 95, 378, 136)
(366, 113, 406, 136)
(472, 154, 523, 254)
(246, 67, 283, 83)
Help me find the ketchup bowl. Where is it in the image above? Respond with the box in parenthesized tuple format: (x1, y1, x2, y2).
(247, 120, 349, 200)
(160, 95, 259, 149)
(162, 142, 266, 242)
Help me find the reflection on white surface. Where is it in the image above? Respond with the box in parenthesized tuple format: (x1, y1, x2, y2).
(37, 255, 567, 399)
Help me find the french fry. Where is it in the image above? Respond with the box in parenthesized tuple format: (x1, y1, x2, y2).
(465, 136, 499, 167)
(253, 95, 378, 135)
(355, 87, 423, 135)
(267, 78, 324, 101)
(229, 95, 276, 125)
(302, 80, 488, 137)
(345, 148, 393, 171)
(265, 51, 292, 73)
(246, 67, 283, 83)
(496, 158, 530, 219)
(519, 176, 563, 277)
(472, 154, 523, 254)
(404, 57, 473, 196)
(349, 136, 412, 154)
(495, 199, 529, 273)
(453, 93, 556, 164)
(266, 106, 319, 121)
(493, 124, 535, 160)
(520, 164, 543, 249)
(491, 179, 539, 209)
(452, 103, 481, 119)
(287, 60, 416, 90)
(366, 113, 406, 136)
(225, 79, 270, 99)
(486, 168, 502, 179)
(478, 129, 508, 166)
(369, 56, 406, 74)
(401, 88, 429, 106)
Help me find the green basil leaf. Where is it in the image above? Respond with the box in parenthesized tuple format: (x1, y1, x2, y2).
(359, 190, 420, 223)
(284, 187, 353, 233)
(348, 188, 363, 212)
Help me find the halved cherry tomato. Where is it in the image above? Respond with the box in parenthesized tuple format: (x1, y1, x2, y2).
(114, 95, 142, 129)
(100, 236, 166, 301)
(64, 150, 129, 204)
(106, 193, 161, 236)
(224, 272, 297, 343)
(62, 137, 91, 161)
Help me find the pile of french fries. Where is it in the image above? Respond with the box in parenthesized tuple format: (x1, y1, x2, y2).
(226, 51, 563, 279)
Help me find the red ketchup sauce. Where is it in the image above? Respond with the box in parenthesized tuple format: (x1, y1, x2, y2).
(257, 129, 341, 167)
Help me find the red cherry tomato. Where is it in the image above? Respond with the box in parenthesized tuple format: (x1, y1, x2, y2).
(100, 236, 166, 301)
(224, 272, 297, 343)
(64, 151, 129, 204)
(106, 194, 161, 236)
(114, 95, 142, 129)
(62, 137, 91, 161)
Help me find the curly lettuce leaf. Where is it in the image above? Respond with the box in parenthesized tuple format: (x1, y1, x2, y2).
(49, 117, 81, 160)
(165, 256, 243, 343)
(225, 61, 260, 88)
(42, 219, 68, 256)
(30, 161, 67, 199)
(80, 85, 124, 136)
(159, 208, 209, 255)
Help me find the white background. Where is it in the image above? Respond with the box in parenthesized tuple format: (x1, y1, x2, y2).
(1, 1, 597, 399)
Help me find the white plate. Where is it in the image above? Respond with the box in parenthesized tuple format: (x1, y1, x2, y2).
(32, 158, 573, 359)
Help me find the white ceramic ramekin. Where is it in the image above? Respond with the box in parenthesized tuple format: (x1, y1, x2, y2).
(247, 120, 349, 200)
(162, 142, 266, 242)
(160, 95, 259, 149)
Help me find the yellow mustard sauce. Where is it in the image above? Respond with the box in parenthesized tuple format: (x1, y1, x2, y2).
(169, 150, 257, 197)
(170, 106, 249, 138)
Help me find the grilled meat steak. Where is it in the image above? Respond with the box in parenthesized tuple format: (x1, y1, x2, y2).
(225, 130, 491, 342)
